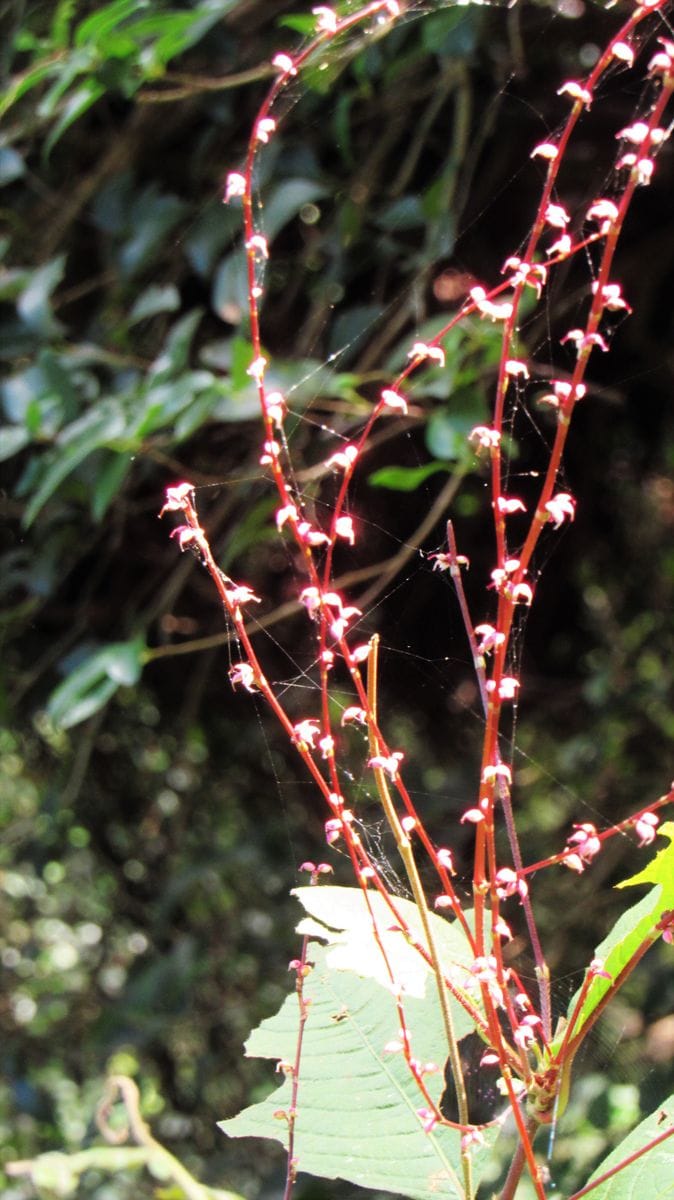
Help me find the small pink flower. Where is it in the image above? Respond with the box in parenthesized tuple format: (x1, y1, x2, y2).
(246, 234, 269, 258)
(312, 6, 338, 33)
(247, 355, 267, 381)
(566, 822, 601, 864)
(634, 811, 659, 846)
(292, 719, 321, 748)
(510, 582, 534, 606)
(436, 848, 455, 873)
(586, 198, 619, 229)
(469, 425, 501, 450)
(461, 807, 485, 824)
(561, 329, 608, 354)
(494, 916, 513, 941)
(546, 233, 572, 258)
(334, 515, 355, 544)
(160, 481, 195, 517)
(611, 41, 634, 66)
(275, 501, 296, 530)
(470, 286, 513, 321)
(170, 524, 206, 553)
(657, 910, 674, 944)
(461, 1128, 485, 1151)
(341, 706, 367, 726)
(531, 142, 558, 160)
(494, 676, 520, 700)
(264, 391, 287, 427)
(545, 203, 570, 229)
(496, 496, 526, 516)
(408, 342, 445, 367)
(505, 359, 530, 379)
(593, 282, 631, 313)
(544, 492, 576, 528)
(558, 80, 592, 105)
(225, 584, 261, 608)
(255, 117, 276, 144)
(482, 764, 512, 786)
(474, 624, 505, 654)
(368, 751, 404, 780)
(229, 662, 257, 692)
(417, 1107, 438, 1135)
(297, 521, 330, 548)
(324, 817, 343, 844)
(495, 868, 528, 901)
(617, 121, 650, 145)
(272, 53, 297, 75)
(319, 735, 335, 759)
(224, 172, 246, 202)
(588, 958, 612, 980)
(350, 643, 371, 664)
(259, 439, 280, 466)
(381, 388, 408, 414)
(325, 444, 358, 471)
(299, 586, 320, 615)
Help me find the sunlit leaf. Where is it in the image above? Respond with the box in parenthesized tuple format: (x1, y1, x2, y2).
(221, 886, 495, 1200)
(47, 636, 146, 728)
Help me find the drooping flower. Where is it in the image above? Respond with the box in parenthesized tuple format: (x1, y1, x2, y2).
(545, 203, 570, 229)
(255, 117, 276, 144)
(496, 496, 526, 516)
(634, 811, 659, 846)
(566, 822, 601, 864)
(160, 481, 194, 516)
(544, 492, 576, 528)
(292, 720, 321, 748)
(407, 342, 446, 367)
(334, 515, 355, 544)
(223, 172, 246, 202)
(469, 425, 501, 450)
(312, 6, 338, 33)
(368, 751, 404, 780)
(229, 662, 257, 692)
(272, 53, 297, 75)
(531, 142, 559, 160)
(381, 388, 409, 415)
(341, 706, 367, 726)
(557, 80, 592, 106)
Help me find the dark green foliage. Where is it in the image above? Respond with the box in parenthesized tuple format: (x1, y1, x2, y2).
(3, 2, 674, 1198)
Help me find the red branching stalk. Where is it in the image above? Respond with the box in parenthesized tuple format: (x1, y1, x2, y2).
(162, 4, 674, 1198)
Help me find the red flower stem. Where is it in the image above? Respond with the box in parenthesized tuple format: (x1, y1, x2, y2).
(568, 1122, 674, 1200)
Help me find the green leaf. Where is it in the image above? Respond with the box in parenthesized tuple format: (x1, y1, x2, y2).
(43, 78, 106, 157)
(128, 283, 181, 325)
(263, 179, 329, 242)
(90, 451, 132, 521)
(369, 462, 452, 492)
(426, 410, 478, 463)
(17, 256, 66, 336)
(47, 636, 146, 728)
(221, 886, 497, 1200)
(580, 1093, 674, 1199)
(74, 0, 143, 48)
(0, 426, 31, 461)
(22, 399, 126, 527)
(562, 824, 674, 1046)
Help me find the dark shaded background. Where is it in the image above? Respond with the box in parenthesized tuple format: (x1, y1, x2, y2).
(2, 1, 674, 1197)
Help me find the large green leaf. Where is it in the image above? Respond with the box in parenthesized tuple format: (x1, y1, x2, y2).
(47, 636, 146, 728)
(22, 399, 126, 527)
(580, 1092, 674, 1199)
(220, 886, 497, 1200)
(562, 824, 674, 1046)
